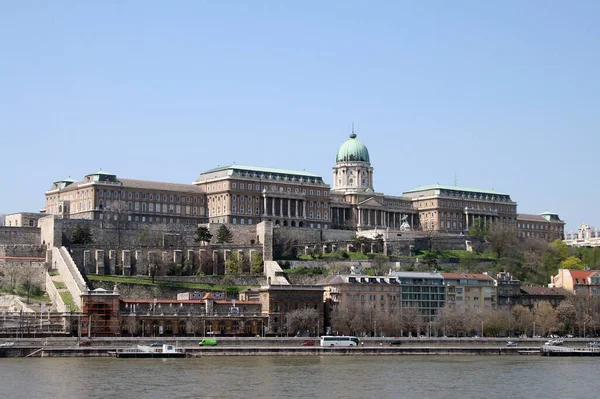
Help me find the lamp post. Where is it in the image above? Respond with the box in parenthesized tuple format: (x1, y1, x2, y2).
(533, 321, 536, 338)
(584, 321, 586, 338)
(481, 321, 484, 338)
(374, 320, 377, 338)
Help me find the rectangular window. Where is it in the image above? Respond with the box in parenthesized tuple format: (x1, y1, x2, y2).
(240, 183, 244, 189)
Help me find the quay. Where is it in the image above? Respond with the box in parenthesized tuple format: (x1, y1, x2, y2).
(0, 337, 549, 358)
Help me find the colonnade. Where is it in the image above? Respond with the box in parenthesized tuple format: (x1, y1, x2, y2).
(262, 196, 306, 219)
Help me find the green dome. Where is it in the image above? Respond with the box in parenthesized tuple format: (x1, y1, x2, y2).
(336, 132, 370, 163)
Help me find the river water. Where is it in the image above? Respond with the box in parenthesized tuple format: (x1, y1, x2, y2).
(1, 355, 598, 399)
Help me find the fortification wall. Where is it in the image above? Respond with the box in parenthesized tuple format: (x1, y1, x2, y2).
(0, 227, 41, 245)
(0, 244, 46, 258)
(0, 261, 46, 291)
(273, 226, 355, 246)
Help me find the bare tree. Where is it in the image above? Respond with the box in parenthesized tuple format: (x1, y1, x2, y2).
(148, 252, 164, 283)
(534, 302, 559, 337)
(288, 308, 320, 336)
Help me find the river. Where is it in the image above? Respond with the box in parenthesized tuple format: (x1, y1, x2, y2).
(1, 355, 598, 398)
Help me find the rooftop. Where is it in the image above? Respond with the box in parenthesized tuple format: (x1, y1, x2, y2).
(403, 184, 507, 196)
(201, 164, 321, 178)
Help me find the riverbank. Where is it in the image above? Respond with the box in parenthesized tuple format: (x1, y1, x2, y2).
(0, 336, 556, 357)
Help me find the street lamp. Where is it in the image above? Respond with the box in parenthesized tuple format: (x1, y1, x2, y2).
(584, 321, 586, 338)
(481, 321, 484, 338)
(533, 321, 536, 338)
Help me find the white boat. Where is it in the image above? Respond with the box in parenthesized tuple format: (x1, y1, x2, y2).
(541, 342, 600, 357)
(111, 344, 186, 358)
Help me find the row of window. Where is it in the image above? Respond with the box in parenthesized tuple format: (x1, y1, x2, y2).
(518, 222, 562, 231)
(98, 190, 203, 204)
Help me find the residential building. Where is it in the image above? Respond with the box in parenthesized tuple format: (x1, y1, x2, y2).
(495, 271, 521, 308)
(442, 273, 497, 310)
(519, 286, 568, 310)
(259, 284, 325, 336)
(550, 269, 600, 296)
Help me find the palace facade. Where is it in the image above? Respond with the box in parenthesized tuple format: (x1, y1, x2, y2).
(42, 130, 564, 240)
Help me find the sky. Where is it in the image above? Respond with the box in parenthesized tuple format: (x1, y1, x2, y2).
(1, 1, 598, 233)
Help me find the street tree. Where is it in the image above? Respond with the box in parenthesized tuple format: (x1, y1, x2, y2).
(287, 308, 320, 336)
(534, 302, 559, 337)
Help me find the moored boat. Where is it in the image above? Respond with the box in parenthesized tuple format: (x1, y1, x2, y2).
(541, 342, 600, 357)
(111, 344, 186, 358)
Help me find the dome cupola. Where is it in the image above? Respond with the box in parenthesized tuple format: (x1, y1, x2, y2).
(336, 132, 370, 163)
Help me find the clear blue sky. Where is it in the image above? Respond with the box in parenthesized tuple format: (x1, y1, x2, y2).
(1, 1, 598, 233)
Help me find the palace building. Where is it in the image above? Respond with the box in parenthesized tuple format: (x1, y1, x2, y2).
(42, 129, 564, 240)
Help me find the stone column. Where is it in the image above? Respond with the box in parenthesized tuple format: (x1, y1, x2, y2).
(367, 209, 371, 226)
(83, 250, 92, 274)
(122, 250, 131, 276)
(95, 250, 105, 275)
(263, 196, 268, 216)
(108, 250, 117, 275)
(135, 250, 143, 274)
(295, 200, 299, 218)
(271, 197, 275, 216)
(303, 200, 307, 218)
(287, 199, 291, 218)
(279, 198, 283, 217)
(174, 250, 183, 264)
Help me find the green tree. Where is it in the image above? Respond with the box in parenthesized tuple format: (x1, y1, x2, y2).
(468, 217, 488, 237)
(550, 239, 572, 260)
(560, 256, 584, 270)
(72, 224, 94, 245)
(225, 251, 243, 274)
(216, 225, 233, 244)
(195, 226, 213, 244)
(251, 252, 264, 274)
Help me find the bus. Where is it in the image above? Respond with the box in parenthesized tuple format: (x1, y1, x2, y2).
(320, 336, 360, 347)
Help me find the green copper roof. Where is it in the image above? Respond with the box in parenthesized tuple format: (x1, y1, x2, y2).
(336, 132, 370, 163)
(202, 164, 321, 178)
(403, 184, 507, 196)
(86, 169, 115, 176)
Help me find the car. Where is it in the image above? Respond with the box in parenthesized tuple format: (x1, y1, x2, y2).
(389, 340, 403, 346)
(506, 341, 518, 347)
(151, 342, 165, 347)
(79, 339, 92, 347)
(0, 342, 14, 347)
(301, 340, 315, 346)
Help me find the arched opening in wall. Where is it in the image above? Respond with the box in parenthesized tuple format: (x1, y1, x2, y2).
(275, 220, 280, 225)
(283, 220, 288, 226)
(299, 221, 304, 228)
(291, 221, 296, 227)
(178, 320, 187, 335)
